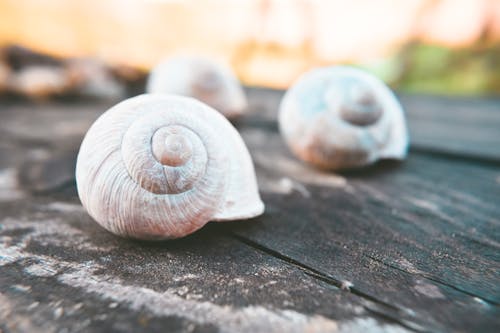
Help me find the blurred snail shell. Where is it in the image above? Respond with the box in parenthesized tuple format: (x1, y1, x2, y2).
(76, 94, 264, 240)
(146, 56, 248, 119)
(279, 66, 409, 170)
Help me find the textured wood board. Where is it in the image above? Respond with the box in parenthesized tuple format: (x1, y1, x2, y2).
(232, 125, 500, 332)
(1, 90, 499, 332)
(0, 194, 408, 333)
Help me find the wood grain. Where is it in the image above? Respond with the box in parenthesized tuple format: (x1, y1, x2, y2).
(1, 89, 499, 332)
(0, 195, 408, 333)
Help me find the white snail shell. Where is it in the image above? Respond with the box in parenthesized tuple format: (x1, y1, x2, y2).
(146, 56, 248, 119)
(279, 66, 409, 170)
(76, 94, 264, 240)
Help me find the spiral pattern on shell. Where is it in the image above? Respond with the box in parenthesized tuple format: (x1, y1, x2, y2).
(279, 66, 408, 170)
(76, 94, 264, 239)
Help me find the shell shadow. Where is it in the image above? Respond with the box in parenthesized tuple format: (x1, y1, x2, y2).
(122, 222, 239, 251)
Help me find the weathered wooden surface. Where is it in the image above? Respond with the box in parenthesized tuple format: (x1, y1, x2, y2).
(0, 89, 499, 332)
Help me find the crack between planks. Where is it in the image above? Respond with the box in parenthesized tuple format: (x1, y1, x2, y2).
(363, 253, 500, 306)
(299, 269, 431, 333)
(229, 233, 431, 333)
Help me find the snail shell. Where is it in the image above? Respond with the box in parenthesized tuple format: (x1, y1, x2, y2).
(146, 56, 248, 119)
(279, 66, 409, 170)
(76, 94, 264, 240)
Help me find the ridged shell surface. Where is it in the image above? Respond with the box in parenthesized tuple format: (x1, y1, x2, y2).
(279, 66, 409, 170)
(76, 94, 264, 240)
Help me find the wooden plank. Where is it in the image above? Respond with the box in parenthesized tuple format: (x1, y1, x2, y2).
(246, 87, 500, 161)
(2, 90, 499, 162)
(0, 101, 107, 147)
(1, 91, 499, 332)
(0, 195, 410, 333)
(401, 95, 500, 161)
(1, 90, 499, 193)
(0, 101, 106, 192)
(222, 124, 500, 332)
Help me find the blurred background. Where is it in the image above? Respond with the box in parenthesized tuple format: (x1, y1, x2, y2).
(0, 0, 499, 99)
